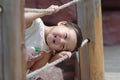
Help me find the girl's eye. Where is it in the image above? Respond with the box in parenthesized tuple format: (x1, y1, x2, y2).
(62, 45, 64, 50)
(64, 33, 67, 39)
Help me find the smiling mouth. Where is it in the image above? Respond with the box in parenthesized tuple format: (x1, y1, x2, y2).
(53, 35, 57, 44)
(53, 39, 55, 43)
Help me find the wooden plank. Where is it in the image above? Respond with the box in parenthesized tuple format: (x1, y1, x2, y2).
(0, 6, 3, 80)
(77, 0, 104, 80)
(0, 0, 25, 80)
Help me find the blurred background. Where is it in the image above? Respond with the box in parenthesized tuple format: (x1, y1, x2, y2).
(102, 0, 120, 80)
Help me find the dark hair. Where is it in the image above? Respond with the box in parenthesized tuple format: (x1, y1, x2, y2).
(64, 21, 83, 52)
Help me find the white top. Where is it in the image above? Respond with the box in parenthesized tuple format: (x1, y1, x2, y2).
(25, 18, 50, 55)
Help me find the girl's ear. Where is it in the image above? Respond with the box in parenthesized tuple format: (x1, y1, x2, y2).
(57, 21, 67, 26)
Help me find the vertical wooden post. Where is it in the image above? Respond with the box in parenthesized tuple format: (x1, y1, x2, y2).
(0, 6, 3, 79)
(0, 0, 25, 80)
(77, 0, 104, 80)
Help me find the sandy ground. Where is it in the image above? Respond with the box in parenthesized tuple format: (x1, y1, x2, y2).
(104, 46, 120, 80)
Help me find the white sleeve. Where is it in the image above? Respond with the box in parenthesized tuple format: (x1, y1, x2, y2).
(25, 18, 43, 35)
(25, 18, 46, 49)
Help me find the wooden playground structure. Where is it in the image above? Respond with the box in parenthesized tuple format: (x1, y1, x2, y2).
(0, 0, 104, 80)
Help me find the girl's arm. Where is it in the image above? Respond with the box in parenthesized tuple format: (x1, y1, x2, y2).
(29, 52, 52, 71)
(48, 51, 72, 63)
(24, 5, 59, 28)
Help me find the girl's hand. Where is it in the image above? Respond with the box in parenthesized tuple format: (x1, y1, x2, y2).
(46, 5, 60, 15)
(57, 51, 72, 58)
(49, 51, 72, 63)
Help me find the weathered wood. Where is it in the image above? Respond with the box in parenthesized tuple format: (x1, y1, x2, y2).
(0, 0, 25, 80)
(0, 5, 3, 80)
(77, 0, 104, 80)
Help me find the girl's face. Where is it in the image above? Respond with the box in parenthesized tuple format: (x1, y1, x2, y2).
(46, 22, 77, 51)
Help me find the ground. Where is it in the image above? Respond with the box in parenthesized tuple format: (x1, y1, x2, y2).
(104, 46, 120, 80)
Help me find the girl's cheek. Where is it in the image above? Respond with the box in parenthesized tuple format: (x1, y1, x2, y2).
(56, 28, 64, 37)
(52, 45, 62, 51)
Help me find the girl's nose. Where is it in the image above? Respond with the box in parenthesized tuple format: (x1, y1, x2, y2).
(55, 35, 66, 46)
(60, 38, 65, 45)
(60, 38, 65, 44)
